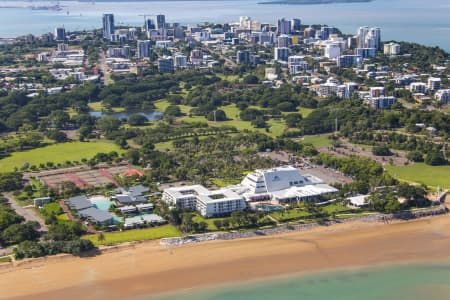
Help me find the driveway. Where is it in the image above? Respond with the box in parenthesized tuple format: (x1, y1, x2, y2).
(3, 193, 48, 232)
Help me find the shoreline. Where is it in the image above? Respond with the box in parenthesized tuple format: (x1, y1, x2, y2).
(3, 212, 450, 299)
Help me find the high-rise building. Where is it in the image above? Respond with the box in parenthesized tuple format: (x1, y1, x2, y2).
(274, 47, 290, 62)
(288, 55, 308, 74)
(54, 27, 66, 41)
(367, 27, 381, 50)
(277, 35, 291, 48)
(291, 18, 301, 31)
(102, 14, 115, 40)
(369, 97, 396, 109)
(428, 77, 441, 92)
(324, 44, 341, 59)
(304, 27, 316, 39)
(320, 26, 335, 40)
(174, 53, 188, 69)
(190, 48, 204, 64)
(146, 19, 155, 31)
(158, 56, 174, 73)
(236, 50, 251, 64)
(137, 40, 151, 59)
(383, 42, 401, 55)
(357, 26, 381, 50)
(370, 87, 385, 98)
(277, 18, 291, 35)
(409, 82, 427, 94)
(337, 55, 363, 68)
(156, 14, 166, 30)
(356, 47, 376, 58)
(435, 89, 450, 104)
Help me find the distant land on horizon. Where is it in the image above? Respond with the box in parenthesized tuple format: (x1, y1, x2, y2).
(259, 0, 372, 4)
(64, 0, 375, 3)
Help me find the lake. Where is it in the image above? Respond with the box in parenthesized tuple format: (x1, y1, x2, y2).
(89, 110, 163, 120)
(0, 0, 449, 51)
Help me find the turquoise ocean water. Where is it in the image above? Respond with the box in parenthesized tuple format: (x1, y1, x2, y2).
(0, 0, 449, 51)
(146, 262, 450, 300)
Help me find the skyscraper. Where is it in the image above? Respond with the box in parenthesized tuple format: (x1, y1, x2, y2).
(146, 19, 155, 31)
(277, 18, 291, 35)
(357, 26, 381, 50)
(137, 40, 151, 59)
(291, 18, 301, 31)
(54, 27, 66, 41)
(156, 14, 166, 30)
(102, 14, 115, 40)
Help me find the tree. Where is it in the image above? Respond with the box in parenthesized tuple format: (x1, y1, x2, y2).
(96, 116, 121, 135)
(165, 105, 183, 117)
(0, 172, 23, 192)
(425, 150, 447, 166)
(243, 75, 259, 84)
(1, 221, 40, 245)
(207, 109, 227, 121)
(284, 113, 302, 128)
(180, 213, 194, 233)
(406, 151, 424, 162)
(372, 145, 393, 156)
(213, 219, 223, 230)
(128, 114, 148, 126)
(97, 232, 105, 242)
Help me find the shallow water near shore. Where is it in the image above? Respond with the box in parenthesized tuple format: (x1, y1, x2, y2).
(147, 261, 450, 300)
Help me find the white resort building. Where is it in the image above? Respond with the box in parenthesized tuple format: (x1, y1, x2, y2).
(230, 166, 338, 203)
(162, 166, 338, 217)
(162, 185, 246, 217)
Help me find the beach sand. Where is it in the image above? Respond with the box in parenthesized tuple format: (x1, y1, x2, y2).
(2, 214, 450, 300)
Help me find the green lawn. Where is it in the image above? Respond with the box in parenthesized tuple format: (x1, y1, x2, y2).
(302, 134, 333, 147)
(270, 209, 310, 222)
(385, 163, 450, 189)
(0, 256, 11, 263)
(192, 215, 230, 231)
(88, 101, 125, 112)
(0, 141, 124, 172)
(211, 178, 241, 188)
(298, 107, 314, 118)
(154, 141, 175, 151)
(155, 102, 287, 138)
(82, 225, 181, 246)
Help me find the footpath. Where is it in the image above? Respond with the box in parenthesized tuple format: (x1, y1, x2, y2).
(161, 204, 448, 246)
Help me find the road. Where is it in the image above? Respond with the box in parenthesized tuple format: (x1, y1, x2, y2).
(99, 50, 110, 86)
(3, 193, 48, 232)
(201, 46, 236, 68)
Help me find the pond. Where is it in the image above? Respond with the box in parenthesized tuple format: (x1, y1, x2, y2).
(89, 111, 163, 121)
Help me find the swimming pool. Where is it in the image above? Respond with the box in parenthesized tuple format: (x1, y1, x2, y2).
(255, 204, 284, 212)
(89, 195, 114, 211)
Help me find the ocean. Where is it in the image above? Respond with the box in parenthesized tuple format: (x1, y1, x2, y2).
(0, 0, 449, 51)
(148, 261, 450, 300)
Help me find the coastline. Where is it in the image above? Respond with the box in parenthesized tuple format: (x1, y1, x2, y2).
(3, 211, 450, 300)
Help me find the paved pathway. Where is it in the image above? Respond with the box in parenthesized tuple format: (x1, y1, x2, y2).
(3, 193, 47, 232)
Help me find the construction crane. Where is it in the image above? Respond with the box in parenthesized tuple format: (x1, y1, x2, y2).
(138, 14, 156, 24)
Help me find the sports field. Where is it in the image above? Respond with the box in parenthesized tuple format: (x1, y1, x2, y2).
(0, 141, 123, 172)
(385, 163, 450, 189)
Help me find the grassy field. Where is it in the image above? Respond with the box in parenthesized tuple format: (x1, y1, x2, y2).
(302, 134, 333, 147)
(0, 256, 11, 263)
(82, 225, 181, 246)
(154, 140, 175, 151)
(88, 101, 125, 112)
(385, 163, 450, 189)
(192, 215, 230, 231)
(0, 141, 124, 172)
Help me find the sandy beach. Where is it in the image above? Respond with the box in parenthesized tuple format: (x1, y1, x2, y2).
(2, 213, 450, 300)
